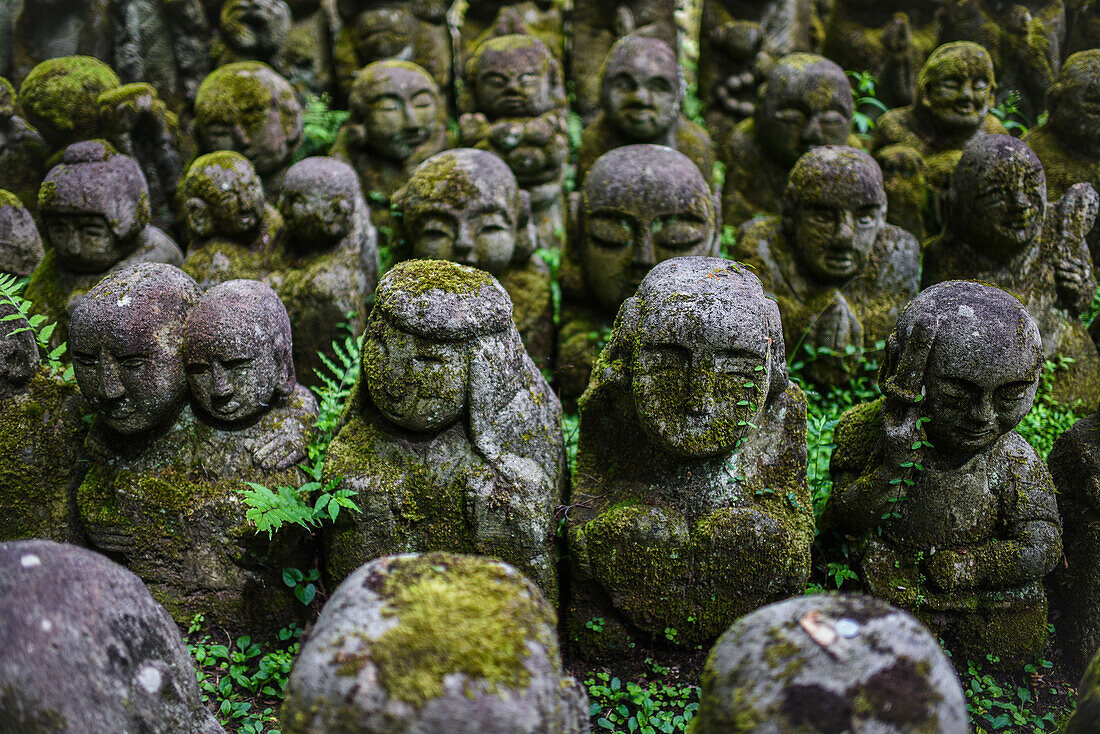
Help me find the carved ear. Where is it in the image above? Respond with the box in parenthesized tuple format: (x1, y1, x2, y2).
(763, 297, 789, 401)
(514, 188, 537, 261)
(184, 198, 212, 239)
(597, 295, 641, 392)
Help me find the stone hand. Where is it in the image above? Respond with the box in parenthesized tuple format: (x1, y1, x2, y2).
(1054, 183, 1099, 311)
(458, 113, 490, 147)
(882, 12, 913, 54)
(812, 292, 863, 354)
(924, 549, 978, 592)
(254, 435, 306, 472)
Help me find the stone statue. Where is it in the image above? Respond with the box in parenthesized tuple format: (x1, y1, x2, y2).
(938, 0, 1066, 122)
(10, 0, 113, 87)
(282, 0, 338, 100)
(212, 0, 292, 70)
(16, 55, 120, 156)
(822, 0, 941, 110)
(872, 42, 1008, 241)
(567, 256, 813, 655)
(0, 540, 225, 733)
(1066, 646, 1100, 734)
(0, 189, 44, 276)
(1066, 0, 1100, 58)
(272, 156, 379, 387)
(178, 151, 289, 290)
(923, 135, 1100, 410)
(570, 0, 678, 123)
(72, 263, 308, 634)
(460, 35, 569, 250)
(558, 144, 719, 401)
(0, 76, 48, 214)
(194, 61, 303, 200)
(392, 148, 553, 367)
(333, 0, 454, 102)
(25, 140, 183, 350)
(282, 553, 589, 733)
(0, 304, 88, 544)
(824, 280, 1062, 665)
(329, 60, 448, 233)
(735, 146, 920, 387)
(458, 0, 566, 72)
(693, 594, 969, 733)
(698, 0, 818, 141)
(577, 35, 715, 188)
(322, 260, 565, 598)
(720, 53, 856, 230)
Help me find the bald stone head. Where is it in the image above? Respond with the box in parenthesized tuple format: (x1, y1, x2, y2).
(220, 0, 291, 60)
(1049, 50, 1100, 152)
(178, 151, 267, 244)
(601, 35, 683, 141)
(347, 60, 444, 162)
(469, 35, 562, 119)
(916, 42, 996, 134)
(279, 156, 364, 250)
(0, 189, 44, 277)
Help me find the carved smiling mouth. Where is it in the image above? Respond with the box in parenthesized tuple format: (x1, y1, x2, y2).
(397, 128, 430, 147)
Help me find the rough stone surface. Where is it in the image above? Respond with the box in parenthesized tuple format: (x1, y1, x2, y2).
(459, 1, 565, 71)
(0, 539, 225, 734)
(735, 145, 920, 386)
(559, 144, 719, 401)
(923, 134, 1100, 410)
(280, 0, 338, 101)
(692, 594, 968, 733)
(392, 148, 553, 367)
(282, 553, 589, 734)
(0, 189, 43, 276)
(213, 0, 292, 71)
(322, 260, 565, 599)
(577, 35, 715, 187)
(10, 0, 113, 88)
(0, 75, 49, 214)
(17, 55, 120, 153)
(272, 156, 379, 386)
(567, 257, 813, 655)
(824, 280, 1062, 666)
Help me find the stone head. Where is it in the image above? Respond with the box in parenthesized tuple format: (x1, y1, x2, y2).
(600, 35, 683, 141)
(755, 53, 854, 169)
(0, 302, 40, 400)
(18, 56, 121, 149)
(576, 145, 717, 314)
(0, 540, 224, 734)
(1049, 50, 1100, 151)
(393, 148, 533, 276)
(346, 60, 444, 163)
(69, 263, 201, 437)
(195, 62, 302, 176)
(349, 6, 416, 64)
(781, 146, 887, 283)
(595, 256, 787, 459)
(279, 156, 368, 250)
(281, 553, 586, 734)
(178, 151, 267, 244)
(881, 280, 1043, 464)
(184, 280, 295, 425)
(916, 42, 996, 135)
(220, 0, 292, 60)
(0, 189, 44, 277)
(96, 83, 172, 157)
(467, 35, 564, 119)
(38, 140, 151, 274)
(361, 260, 513, 433)
(947, 135, 1046, 260)
(0, 76, 15, 119)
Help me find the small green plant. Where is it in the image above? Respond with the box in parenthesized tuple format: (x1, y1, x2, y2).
(966, 654, 1065, 732)
(586, 617, 606, 634)
(296, 94, 350, 160)
(663, 627, 678, 644)
(0, 273, 72, 382)
(847, 70, 889, 138)
(585, 671, 699, 733)
(990, 90, 1029, 136)
(282, 566, 320, 605)
(1016, 356, 1084, 459)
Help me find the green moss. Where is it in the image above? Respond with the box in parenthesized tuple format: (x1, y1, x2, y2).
(0, 189, 23, 210)
(18, 56, 120, 148)
(378, 258, 495, 303)
(396, 155, 479, 211)
(195, 62, 276, 132)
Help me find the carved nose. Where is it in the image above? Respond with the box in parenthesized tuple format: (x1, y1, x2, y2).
(802, 116, 825, 145)
(99, 356, 125, 401)
(211, 364, 233, 398)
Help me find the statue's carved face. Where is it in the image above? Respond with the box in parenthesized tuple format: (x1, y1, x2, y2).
(794, 197, 884, 282)
(185, 319, 282, 424)
(282, 189, 353, 244)
(959, 155, 1045, 258)
(603, 40, 680, 140)
(919, 52, 994, 132)
(357, 66, 440, 161)
(221, 0, 291, 56)
(364, 320, 468, 433)
(353, 8, 414, 62)
(200, 97, 292, 175)
(632, 295, 771, 458)
(759, 63, 853, 167)
(192, 165, 267, 239)
(45, 213, 126, 273)
(1053, 53, 1100, 142)
(0, 315, 38, 395)
(474, 46, 555, 119)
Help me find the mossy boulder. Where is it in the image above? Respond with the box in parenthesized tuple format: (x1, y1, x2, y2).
(17, 56, 120, 150)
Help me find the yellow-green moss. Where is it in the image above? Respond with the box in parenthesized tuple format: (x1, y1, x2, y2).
(18, 56, 120, 147)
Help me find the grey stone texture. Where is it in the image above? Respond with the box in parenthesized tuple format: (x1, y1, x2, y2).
(458, 0, 565, 72)
(0, 188, 43, 276)
(0, 75, 48, 215)
(10, 0, 113, 88)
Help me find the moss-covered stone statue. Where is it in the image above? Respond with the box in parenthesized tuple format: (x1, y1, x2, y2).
(1066, 0, 1100, 58)
(72, 264, 309, 634)
(570, 0, 678, 123)
(459, 35, 568, 250)
(692, 594, 969, 733)
(282, 553, 589, 733)
(0, 304, 88, 544)
(698, 0, 818, 141)
(0, 190, 44, 277)
(333, 0, 454, 102)
(329, 60, 448, 235)
(821, 0, 941, 110)
(458, 0, 566, 72)
(720, 53, 857, 230)
(577, 35, 715, 188)
(179, 151, 289, 290)
(194, 61, 303, 200)
(823, 280, 1062, 666)
(0, 540, 226, 734)
(272, 156, 379, 387)
(10, 0, 113, 87)
(16, 55, 120, 157)
(938, 0, 1066, 122)
(567, 256, 813, 655)
(25, 140, 183, 349)
(872, 42, 1008, 241)
(923, 135, 1100, 410)
(0, 76, 49, 214)
(392, 148, 553, 367)
(735, 146, 920, 387)
(558, 144, 720, 401)
(282, 0, 338, 100)
(212, 0, 292, 70)
(1066, 646, 1100, 734)
(322, 261, 566, 598)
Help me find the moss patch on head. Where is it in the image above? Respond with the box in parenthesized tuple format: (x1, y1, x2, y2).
(0, 76, 15, 118)
(0, 189, 24, 210)
(18, 56, 120, 148)
(369, 554, 554, 706)
(195, 62, 290, 133)
(397, 155, 479, 211)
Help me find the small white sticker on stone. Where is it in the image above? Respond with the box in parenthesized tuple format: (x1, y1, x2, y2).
(136, 663, 163, 694)
(20, 554, 40, 568)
